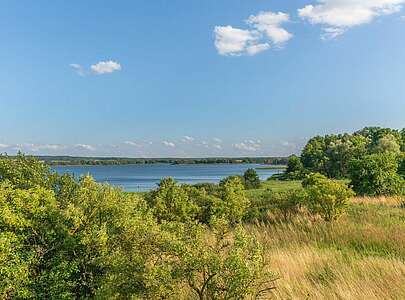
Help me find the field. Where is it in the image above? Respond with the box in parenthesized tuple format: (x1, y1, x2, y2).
(244, 181, 405, 299)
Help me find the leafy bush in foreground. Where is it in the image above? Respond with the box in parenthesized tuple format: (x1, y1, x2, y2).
(0, 154, 269, 299)
(146, 177, 199, 223)
(302, 173, 354, 221)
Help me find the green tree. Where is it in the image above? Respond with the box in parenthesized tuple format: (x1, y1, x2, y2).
(301, 136, 328, 174)
(286, 155, 303, 174)
(243, 168, 261, 189)
(285, 155, 305, 179)
(372, 134, 401, 155)
(349, 154, 404, 196)
(355, 126, 402, 152)
(399, 154, 405, 179)
(302, 173, 354, 221)
(177, 221, 275, 300)
(0, 153, 52, 189)
(214, 177, 250, 225)
(0, 182, 72, 299)
(146, 178, 199, 222)
(401, 128, 405, 152)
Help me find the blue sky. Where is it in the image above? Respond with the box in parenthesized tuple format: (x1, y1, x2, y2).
(0, 0, 404, 157)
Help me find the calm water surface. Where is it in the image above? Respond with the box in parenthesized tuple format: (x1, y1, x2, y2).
(52, 164, 283, 192)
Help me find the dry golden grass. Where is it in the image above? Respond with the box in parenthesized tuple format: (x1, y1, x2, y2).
(264, 246, 405, 300)
(352, 195, 404, 207)
(246, 196, 405, 300)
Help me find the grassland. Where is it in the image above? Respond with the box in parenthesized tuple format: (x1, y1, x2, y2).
(135, 179, 405, 299)
(244, 181, 405, 299)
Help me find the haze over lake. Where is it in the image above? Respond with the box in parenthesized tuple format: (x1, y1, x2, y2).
(52, 164, 282, 192)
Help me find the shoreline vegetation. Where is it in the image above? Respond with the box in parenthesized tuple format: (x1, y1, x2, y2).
(14, 155, 290, 166)
(1, 126, 404, 299)
(255, 165, 287, 170)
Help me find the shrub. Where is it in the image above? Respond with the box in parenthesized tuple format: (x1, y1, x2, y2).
(214, 176, 250, 225)
(176, 221, 275, 300)
(0, 182, 68, 299)
(146, 177, 199, 222)
(302, 173, 355, 221)
(271, 189, 305, 220)
(349, 154, 404, 196)
(0, 155, 274, 299)
(243, 168, 261, 189)
(0, 153, 52, 189)
(398, 154, 405, 179)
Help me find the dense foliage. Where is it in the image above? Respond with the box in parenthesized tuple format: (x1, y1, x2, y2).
(0, 155, 272, 299)
(243, 168, 261, 189)
(283, 127, 405, 196)
(32, 156, 289, 166)
(349, 153, 404, 196)
(302, 173, 354, 221)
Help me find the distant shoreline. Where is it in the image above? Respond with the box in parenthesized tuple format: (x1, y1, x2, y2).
(27, 155, 290, 166)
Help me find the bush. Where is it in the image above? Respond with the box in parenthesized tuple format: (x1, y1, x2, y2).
(214, 176, 250, 225)
(0, 155, 274, 299)
(175, 221, 275, 300)
(398, 154, 405, 179)
(146, 177, 199, 222)
(349, 154, 404, 196)
(0, 153, 52, 189)
(302, 173, 355, 221)
(243, 168, 261, 189)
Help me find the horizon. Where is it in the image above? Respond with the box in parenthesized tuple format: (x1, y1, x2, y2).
(1, 1, 404, 157)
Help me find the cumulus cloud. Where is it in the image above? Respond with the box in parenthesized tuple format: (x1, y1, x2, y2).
(214, 11, 291, 56)
(246, 11, 293, 46)
(232, 140, 261, 152)
(182, 136, 195, 143)
(162, 141, 176, 147)
(75, 144, 96, 151)
(214, 26, 261, 56)
(298, 0, 404, 39)
(91, 60, 122, 74)
(0, 143, 9, 149)
(124, 141, 139, 147)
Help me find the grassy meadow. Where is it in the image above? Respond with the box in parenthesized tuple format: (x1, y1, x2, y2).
(241, 181, 405, 299)
(130, 179, 405, 299)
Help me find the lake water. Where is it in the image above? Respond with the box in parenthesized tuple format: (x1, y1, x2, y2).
(52, 164, 283, 192)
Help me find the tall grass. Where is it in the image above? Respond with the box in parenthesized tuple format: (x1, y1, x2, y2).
(246, 197, 405, 299)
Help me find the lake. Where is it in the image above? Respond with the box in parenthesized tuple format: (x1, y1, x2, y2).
(52, 164, 283, 192)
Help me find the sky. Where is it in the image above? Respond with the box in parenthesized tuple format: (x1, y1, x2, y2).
(0, 0, 404, 157)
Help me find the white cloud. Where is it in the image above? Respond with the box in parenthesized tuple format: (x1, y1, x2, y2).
(246, 11, 293, 46)
(214, 26, 260, 56)
(124, 141, 139, 147)
(75, 144, 96, 151)
(246, 43, 271, 55)
(70, 63, 85, 76)
(0, 143, 9, 149)
(30, 144, 64, 151)
(91, 60, 121, 74)
(232, 140, 261, 152)
(182, 136, 195, 143)
(162, 141, 176, 147)
(213, 138, 222, 143)
(298, 0, 404, 39)
(214, 11, 292, 56)
(213, 144, 223, 150)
